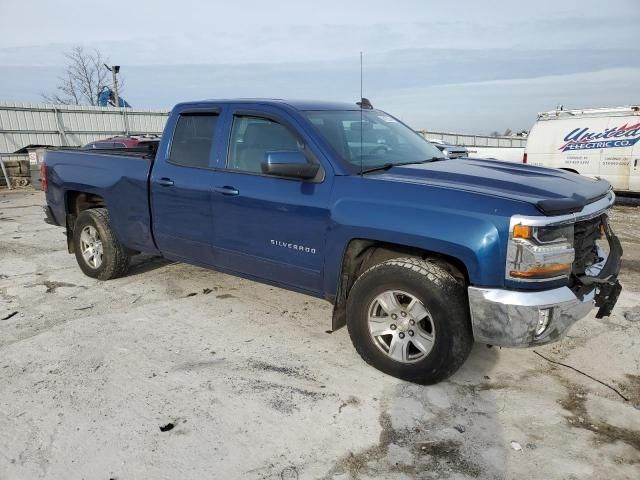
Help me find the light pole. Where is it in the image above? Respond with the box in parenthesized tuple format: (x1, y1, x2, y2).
(103, 64, 121, 107)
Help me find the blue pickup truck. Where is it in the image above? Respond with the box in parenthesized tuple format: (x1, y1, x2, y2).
(42, 99, 623, 384)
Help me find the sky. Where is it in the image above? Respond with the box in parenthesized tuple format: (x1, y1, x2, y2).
(0, 0, 639, 133)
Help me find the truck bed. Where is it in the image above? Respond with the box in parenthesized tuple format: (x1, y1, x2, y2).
(43, 149, 158, 255)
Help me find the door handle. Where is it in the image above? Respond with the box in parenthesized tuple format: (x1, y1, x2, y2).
(213, 186, 239, 196)
(157, 178, 174, 187)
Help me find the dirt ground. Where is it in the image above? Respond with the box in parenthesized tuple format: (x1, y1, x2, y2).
(1, 189, 639, 480)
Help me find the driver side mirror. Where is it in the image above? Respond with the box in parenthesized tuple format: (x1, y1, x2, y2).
(261, 151, 320, 180)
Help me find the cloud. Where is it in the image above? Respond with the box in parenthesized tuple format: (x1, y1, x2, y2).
(382, 68, 640, 133)
(0, 13, 638, 66)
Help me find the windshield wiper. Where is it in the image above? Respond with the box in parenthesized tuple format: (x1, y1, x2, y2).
(414, 157, 446, 163)
(360, 163, 395, 174)
(395, 157, 446, 166)
(359, 157, 444, 174)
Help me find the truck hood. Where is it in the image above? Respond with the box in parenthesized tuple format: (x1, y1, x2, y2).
(373, 158, 611, 215)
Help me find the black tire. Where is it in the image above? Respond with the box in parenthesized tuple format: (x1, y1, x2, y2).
(346, 257, 473, 384)
(73, 208, 130, 280)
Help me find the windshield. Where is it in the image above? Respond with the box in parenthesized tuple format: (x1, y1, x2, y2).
(303, 110, 444, 170)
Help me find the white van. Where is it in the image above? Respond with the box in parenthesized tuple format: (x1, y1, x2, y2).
(525, 106, 640, 192)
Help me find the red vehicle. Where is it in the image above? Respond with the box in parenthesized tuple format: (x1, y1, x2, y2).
(82, 135, 160, 152)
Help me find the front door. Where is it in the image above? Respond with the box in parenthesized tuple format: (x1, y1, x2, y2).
(209, 107, 333, 294)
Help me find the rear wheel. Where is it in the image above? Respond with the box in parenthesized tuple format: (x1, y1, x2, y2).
(346, 257, 473, 384)
(73, 208, 130, 280)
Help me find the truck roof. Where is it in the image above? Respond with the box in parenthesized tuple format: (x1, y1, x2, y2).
(537, 105, 640, 120)
(176, 99, 364, 111)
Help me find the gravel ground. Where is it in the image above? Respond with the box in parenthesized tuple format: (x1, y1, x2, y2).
(1, 189, 639, 480)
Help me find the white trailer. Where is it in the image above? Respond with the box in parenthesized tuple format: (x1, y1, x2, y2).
(525, 106, 640, 193)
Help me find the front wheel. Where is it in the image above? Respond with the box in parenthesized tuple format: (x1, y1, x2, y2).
(346, 257, 473, 384)
(73, 208, 130, 280)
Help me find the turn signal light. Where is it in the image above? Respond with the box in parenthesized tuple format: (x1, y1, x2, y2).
(512, 224, 531, 239)
(510, 263, 572, 279)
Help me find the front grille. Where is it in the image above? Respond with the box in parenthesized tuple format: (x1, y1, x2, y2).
(572, 215, 603, 276)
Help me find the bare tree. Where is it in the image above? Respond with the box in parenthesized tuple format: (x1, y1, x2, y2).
(42, 47, 123, 106)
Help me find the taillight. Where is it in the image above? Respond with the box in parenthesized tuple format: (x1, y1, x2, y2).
(40, 163, 47, 192)
(522, 153, 528, 164)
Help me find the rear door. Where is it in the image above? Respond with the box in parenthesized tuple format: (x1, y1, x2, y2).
(150, 108, 221, 264)
(631, 126, 640, 192)
(209, 104, 333, 294)
(600, 114, 638, 192)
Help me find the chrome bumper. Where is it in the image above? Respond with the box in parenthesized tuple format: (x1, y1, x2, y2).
(468, 286, 595, 347)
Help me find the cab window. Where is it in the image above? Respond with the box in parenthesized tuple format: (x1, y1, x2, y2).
(227, 116, 303, 173)
(169, 113, 218, 168)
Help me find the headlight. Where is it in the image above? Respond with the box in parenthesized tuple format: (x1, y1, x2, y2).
(506, 223, 575, 281)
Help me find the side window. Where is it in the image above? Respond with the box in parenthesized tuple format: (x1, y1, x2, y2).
(227, 116, 303, 173)
(169, 113, 218, 168)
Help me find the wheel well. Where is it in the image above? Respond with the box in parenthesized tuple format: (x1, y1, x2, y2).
(559, 167, 580, 174)
(66, 191, 107, 215)
(64, 191, 107, 254)
(331, 239, 469, 331)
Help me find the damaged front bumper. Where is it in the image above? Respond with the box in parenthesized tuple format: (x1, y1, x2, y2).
(468, 215, 623, 348)
(468, 285, 595, 347)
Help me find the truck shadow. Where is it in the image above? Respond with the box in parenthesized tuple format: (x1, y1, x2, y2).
(126, 254, 175, 277)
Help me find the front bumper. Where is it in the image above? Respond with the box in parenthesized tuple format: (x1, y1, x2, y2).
(468, 286, 595, 347)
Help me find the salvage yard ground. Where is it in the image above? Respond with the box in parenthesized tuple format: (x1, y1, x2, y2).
(1, 189, 639, 480)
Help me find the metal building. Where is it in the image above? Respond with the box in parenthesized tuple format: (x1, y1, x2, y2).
(0, 102, 169, 186)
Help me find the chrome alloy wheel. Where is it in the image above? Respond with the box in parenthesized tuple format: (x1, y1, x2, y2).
(79, 225, 103, 269)
(367, 290, 435, 363)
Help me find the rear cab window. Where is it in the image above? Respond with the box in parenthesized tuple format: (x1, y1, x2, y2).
(169, 113, 219, 168)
